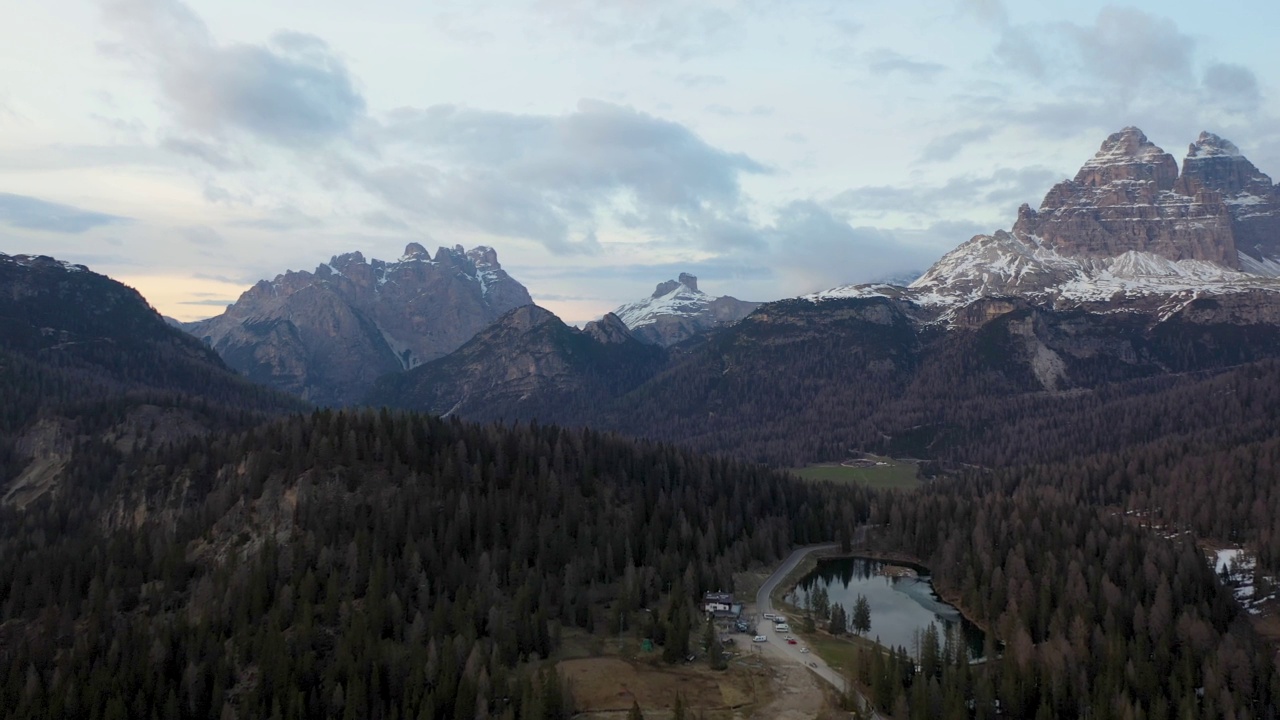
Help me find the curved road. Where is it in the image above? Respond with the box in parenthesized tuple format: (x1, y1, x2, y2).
(753, 540, 880, 718)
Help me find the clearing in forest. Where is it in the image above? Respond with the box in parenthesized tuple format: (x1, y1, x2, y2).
(791, 456, 921, 490)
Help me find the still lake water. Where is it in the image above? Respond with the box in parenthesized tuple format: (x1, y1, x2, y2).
(791, 557, 987, 660)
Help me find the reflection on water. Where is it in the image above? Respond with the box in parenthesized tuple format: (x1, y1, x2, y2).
(792, 557, 986, 660)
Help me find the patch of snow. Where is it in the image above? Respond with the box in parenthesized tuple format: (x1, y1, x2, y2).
(615, 281, 709, 328)
(373, 320, 418, 370)
(1238, 252, 1280, 278)
(1214, 548, 1247, 575)
(863, 229, 1280, 314)
(1187, 133, 1242, 159)
(803, 283, 898, 303)
(1225, 193, 1266, 207)
(476, 268, 500, 298)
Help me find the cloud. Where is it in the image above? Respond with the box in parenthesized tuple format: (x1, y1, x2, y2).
(532, 1, 737, 60)
(765, 201, 944, 293)
(996, 8, 1194, 96)
(675, 73, 727, 88)
(960, 0, 1007, 27)
(359, 100, 770, 254)
(229, 207, 322, 231)
(0, 193, 130, 233)
(828, 166, 1061, 220)
(867, 49, 946, 81)
(0, 93, 28, 126)
(182, 225, 224, 246)
(101, 0, 366, 146)
(918, 126, 994, 163)
(705, 104, 774, 118)
(1202, 63, 1261, 114)
(161, 135, 245, 170)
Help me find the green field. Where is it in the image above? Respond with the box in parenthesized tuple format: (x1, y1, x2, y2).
(804, 632, 881, 676)
(791, 456, 921, 490)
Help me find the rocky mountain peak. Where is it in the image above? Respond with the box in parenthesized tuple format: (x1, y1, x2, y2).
(616, 272, 760, 346)
(401, 242, 430, 261)
(651, 280, 680, 298)
(465, 245, 500, 269)
(1015, 126, 1237, 267)
(1072, 126, 1178, 191)
(186, 245, 533, 405)
(583, 312, 636, 344)
(1188, 131, 1242, 159)
(1177, 131, 1274, 196)
(328, 251, 367, 272)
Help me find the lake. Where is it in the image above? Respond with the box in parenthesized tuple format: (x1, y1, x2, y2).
(789, 556, 987, 660)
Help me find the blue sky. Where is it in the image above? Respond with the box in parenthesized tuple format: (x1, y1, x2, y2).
(2, 0, 1278, 321)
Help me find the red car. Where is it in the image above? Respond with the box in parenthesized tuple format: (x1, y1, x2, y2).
(787, 638, 798, 645)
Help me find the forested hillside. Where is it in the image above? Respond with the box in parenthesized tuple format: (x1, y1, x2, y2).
(3, 253, 1278, 718)
(0, 409, 872, 719)
(0, 253, 303, 501)
(870, 481, 1279, 718)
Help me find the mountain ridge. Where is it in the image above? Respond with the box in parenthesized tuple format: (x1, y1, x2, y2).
(187, 243, 533, 405)
(611, 272, 761, 346)
(811, 127, 1280, 314)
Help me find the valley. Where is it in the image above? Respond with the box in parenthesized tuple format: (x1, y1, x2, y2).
(6, 122, 1280, 718)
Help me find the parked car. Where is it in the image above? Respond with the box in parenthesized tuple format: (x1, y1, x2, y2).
(752, 635, 767, 642)
(800, 647, 810, 654)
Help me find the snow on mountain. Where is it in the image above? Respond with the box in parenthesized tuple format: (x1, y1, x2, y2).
(808, 229, 1280, 316)
(615, 274, 705, 328)
(0, 252, 88, 273)
(612, 273, 760, 346)
(806, 128, 1280, 318)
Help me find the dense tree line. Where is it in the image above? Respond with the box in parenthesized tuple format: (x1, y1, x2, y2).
(0, 409, 873, 719)
(861, 481, 1280, 719)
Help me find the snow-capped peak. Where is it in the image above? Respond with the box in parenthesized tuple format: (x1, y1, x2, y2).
(616, 274, 706, 328)
(1186, 131, 1242, 160)
(611, 273, 760, 346)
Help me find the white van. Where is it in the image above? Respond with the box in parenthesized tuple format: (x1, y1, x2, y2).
(763, 613, 776, 621)
(775, 623, 790, 633)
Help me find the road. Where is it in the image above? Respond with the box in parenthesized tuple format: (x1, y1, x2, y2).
(752, 539, 881, 718)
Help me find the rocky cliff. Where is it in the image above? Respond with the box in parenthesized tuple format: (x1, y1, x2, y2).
(188, 243, 532, 405)
(612, 272, 760, 346)
(813, 127, 1280, 313)
(367, 305, 665, 423)
(1015, 127, 1238, 267)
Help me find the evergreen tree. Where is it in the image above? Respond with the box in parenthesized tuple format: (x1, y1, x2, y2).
(852, 593, 871, 635)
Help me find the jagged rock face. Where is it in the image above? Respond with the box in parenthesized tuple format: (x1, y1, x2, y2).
(612, 273, 761, 346)
(805, 127, 1280, 316)
(367, 304, 665, 423)
(1176, 132, 1280, 265)
(188, 244, 532, 405)
(1015, 127, 1238, 267)
(583, 313, 636, 344)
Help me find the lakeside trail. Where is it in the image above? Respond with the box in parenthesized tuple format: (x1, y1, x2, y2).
(749, 539, 883, 719)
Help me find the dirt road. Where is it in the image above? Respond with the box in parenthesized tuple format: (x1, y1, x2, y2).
(751, 540, 881, 718)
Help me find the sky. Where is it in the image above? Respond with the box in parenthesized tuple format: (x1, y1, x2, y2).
(2, 0, 1279, 323)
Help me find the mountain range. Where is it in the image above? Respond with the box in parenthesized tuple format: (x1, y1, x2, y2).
(4, 128, 1280, 719)
(812, 128, 1280, 312)
(186, 243, 532, 405)
(366, 128, 1280, 466)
